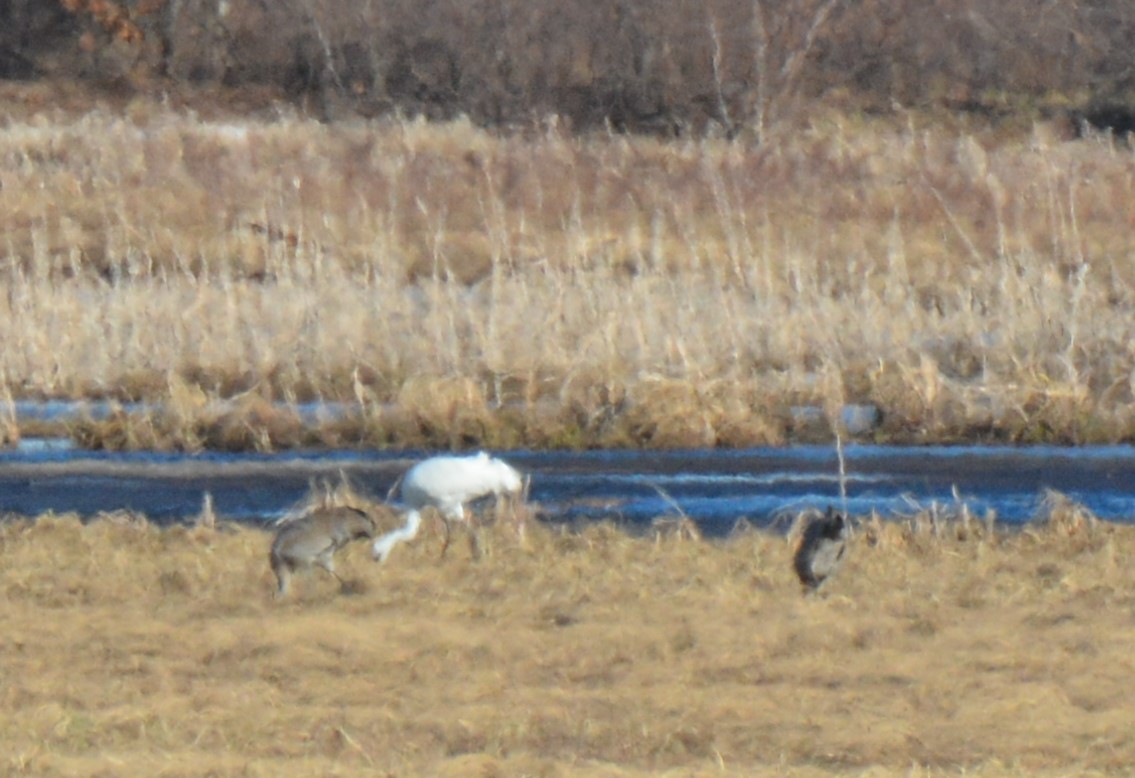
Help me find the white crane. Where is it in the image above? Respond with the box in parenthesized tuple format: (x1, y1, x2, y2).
(372, 451, 525, 562)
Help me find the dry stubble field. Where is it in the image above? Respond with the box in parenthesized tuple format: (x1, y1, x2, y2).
(3, 502, 1135, 777)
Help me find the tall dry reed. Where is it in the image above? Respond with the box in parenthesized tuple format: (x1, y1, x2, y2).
(0, 103, 1132, 448)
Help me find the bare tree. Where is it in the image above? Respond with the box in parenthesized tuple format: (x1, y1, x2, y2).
(748, 0, 846, 143)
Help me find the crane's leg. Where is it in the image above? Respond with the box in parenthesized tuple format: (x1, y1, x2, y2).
(316, 553, 346, 589)
(438, 516, 452, 559)
(438, 505, 468, 560)
(458, 505, 483, 560)
(463, 520, 480, 560)
(273, 567, 291, 598)
(270, 550, 291, 598)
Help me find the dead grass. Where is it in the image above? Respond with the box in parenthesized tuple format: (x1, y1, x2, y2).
(1, 97, 1134, 448)
(3, 507, 1135, 776)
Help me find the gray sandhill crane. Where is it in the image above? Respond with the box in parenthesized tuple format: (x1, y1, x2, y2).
(793, 506, 850, 592)
(270, 506, 376, 596)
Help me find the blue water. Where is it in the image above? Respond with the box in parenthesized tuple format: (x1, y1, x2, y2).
(2, 441, 1134, 534)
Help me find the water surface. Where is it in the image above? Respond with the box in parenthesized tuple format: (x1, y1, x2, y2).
(2, 442, 1134, 534)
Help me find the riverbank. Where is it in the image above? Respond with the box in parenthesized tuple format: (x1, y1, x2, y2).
(1, 98, 1132, 451)
(2, 507, 1132, 775)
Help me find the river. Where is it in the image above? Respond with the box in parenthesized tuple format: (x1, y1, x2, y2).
(2, 440, 1133, 534)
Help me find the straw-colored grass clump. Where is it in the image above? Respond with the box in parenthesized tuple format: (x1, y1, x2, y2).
(3, 503, 1135, 776)
(1, 98, 1135, 448)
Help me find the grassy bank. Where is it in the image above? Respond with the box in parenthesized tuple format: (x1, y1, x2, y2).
(2, 501, 1133, 775)
(1, 91, 1133, 449)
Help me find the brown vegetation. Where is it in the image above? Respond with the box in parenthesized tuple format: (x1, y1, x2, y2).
(0, 94, 1133, 449)
(5, 1, 1135, 133)
(2, 499, 1134, 776)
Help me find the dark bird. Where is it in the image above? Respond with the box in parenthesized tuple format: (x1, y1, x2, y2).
(793, 507, 850, 592)
(270, 507, 376, 597)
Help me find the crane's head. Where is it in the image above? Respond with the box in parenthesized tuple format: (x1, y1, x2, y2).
(483, 454, 524, 496)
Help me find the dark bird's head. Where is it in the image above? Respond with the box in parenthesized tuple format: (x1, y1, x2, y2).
(816, 507, 848, 540)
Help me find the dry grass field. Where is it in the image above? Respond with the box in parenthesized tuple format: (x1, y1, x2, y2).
(3, 500, 1135, 777)
(3, 83, 1135, 775)
(2, 85, 1135, 449)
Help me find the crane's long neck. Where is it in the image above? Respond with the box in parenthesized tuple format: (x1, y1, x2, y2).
(371, 509, 422, 563)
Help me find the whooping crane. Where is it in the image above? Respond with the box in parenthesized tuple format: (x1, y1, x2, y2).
(371, 451, 525, 563)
